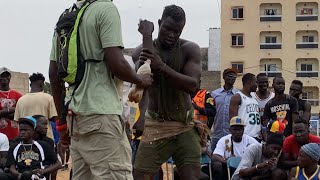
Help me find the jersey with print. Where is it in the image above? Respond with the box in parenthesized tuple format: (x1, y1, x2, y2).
(6, 140, 57, 172)
(295, 165, 320, 180)
(237, 92, 261, 138)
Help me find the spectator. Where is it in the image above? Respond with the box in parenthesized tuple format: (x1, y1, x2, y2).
(289, 143, 320, 180)
(229, 73, 261, 141)
(279, 119, 320, 170)
(211, 116, 259, 180)
(14, 73, 58, 140)
(263, 76, 299, 137)
(0, 67, 22, 141)
(0, 116, 61, 180)
(232, 133, 287, 180)
(289, 80, 311, 122)
(211, 68, 239, 151)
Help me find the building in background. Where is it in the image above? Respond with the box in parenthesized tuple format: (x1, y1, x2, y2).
(10, 71, 29, 95)
(221, 0, 320, 115)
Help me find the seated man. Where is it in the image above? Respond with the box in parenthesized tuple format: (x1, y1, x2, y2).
(231, 133, 287, 180)
(279, 119, 320, 170)
(0, 116, 61, 180)
(211, 116, 259, 180)
(289, 143, 320, 180)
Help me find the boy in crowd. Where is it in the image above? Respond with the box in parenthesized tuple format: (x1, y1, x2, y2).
(0, 116, 61, 180)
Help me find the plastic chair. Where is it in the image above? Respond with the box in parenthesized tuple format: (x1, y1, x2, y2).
(227, 157, 241, 180)
(200, 154, 212, 180)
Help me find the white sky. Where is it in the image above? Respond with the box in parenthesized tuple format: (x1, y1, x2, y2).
(0, 0, 220, 80)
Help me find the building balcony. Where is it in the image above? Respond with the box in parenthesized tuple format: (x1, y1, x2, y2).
(260, 43, 282, 49)
(296, 15, 318, 21)
(296, 42, 318, 49)
(261, 71, 282, 77)
(260, 15, 282, 21)
(296, 71, 319, 77)
(303, 99, 319, 106)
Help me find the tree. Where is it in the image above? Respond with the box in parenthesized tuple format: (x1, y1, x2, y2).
(43, 82, 52, 95)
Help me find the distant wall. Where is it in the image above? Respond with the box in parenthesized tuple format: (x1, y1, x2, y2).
(10, 71, 29, 95)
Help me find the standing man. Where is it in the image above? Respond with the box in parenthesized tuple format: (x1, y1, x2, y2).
(264, 77, 299, 137)
(14, 73, 57, 140)
(229, 73, 261, 140)
(289, 80, 311, 122)
(49, 0, 152, 179)
(132, 5, 202, 180)
(0, 67, 22, 141)
(211, 68, 238, 151)
(251, 73, 275, 140)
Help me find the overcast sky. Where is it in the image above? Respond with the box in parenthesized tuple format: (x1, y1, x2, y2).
(0, 0, 220, 80)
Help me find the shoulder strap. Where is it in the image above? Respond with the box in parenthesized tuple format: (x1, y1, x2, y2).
(230, 136, 235, 156)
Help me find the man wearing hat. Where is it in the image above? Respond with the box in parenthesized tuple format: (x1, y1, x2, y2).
(211, 116, 259, 179)
(210, 68, 239, 151)
(0, 116, 61, 180)
(289, 143, 320, 180)
(232, 133, 287, 180)
(0, 67, 22, 140)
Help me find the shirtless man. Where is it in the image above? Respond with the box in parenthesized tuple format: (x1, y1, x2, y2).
(132, 5, 202, 180)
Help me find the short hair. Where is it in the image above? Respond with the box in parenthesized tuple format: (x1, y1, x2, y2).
(257, 73, 267, 79)
(292, 80, 303, 87)
(242, 73, 255, 85)
(161, 5, 186, 23)
(272, 76, 284, 84)
(29, 73, 45, 83)
(294, 118, 309, 127)
(32, 115, 45, 121)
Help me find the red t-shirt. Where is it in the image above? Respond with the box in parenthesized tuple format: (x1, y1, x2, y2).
(0, 90, 22, 140)
(283, 134, 320, 160)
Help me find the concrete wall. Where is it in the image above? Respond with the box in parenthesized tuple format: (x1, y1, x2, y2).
(10, 71, 29, 95)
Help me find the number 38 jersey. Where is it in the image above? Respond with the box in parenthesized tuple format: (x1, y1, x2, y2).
(237, 91, 261, 138)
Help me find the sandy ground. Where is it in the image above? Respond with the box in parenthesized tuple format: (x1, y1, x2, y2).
(55, 163, 174, 180)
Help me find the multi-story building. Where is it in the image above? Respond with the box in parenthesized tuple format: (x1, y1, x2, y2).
(221, 0, 320, 115)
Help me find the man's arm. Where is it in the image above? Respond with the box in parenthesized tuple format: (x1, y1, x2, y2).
(277, 152, 298, 170)
(229, 94, 241, 119)
(49, 61, 64, 119)
(303, 101, 311, 122)
(104, 47, 152, 87)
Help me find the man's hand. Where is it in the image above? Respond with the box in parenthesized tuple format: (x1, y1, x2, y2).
(136, 73, 153, 89)
(257, 158, 277, 171)
(140, 48, 165, 71)
(32, 168, 44, 176)
(132, 116, 145, 140)
(138, 20, 154, 36)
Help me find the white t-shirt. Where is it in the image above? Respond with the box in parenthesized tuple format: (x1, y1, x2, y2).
(213, 134, 259, 159)
(0, 133, 9, 151)
(251, 92, 275, 118)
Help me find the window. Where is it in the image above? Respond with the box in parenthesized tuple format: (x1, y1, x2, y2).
(232, 7, 244, 19)
(301, 64, 313, 71)
(231, 34, 244, 46)
(302, 36, 314, 43)
(301, 8, 313, 15)
(232, 63, 243, 73)
(265, 36, 277, 43)
(302, 91, 313, 100)
(265, 9, 277, 15)
(265, 64, 277, 72)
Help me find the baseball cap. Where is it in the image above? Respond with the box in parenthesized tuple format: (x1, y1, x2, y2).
(0, 67, 11, 75)
(223, 68, 238, 76)
(18, 116, 37, 129)
(230, 116, 245, 126)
